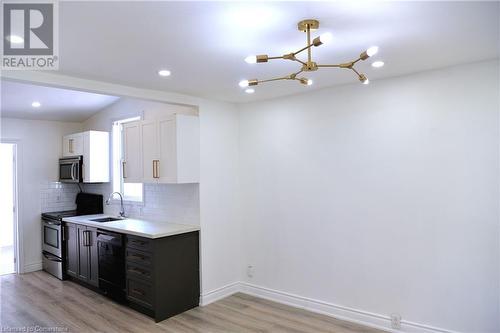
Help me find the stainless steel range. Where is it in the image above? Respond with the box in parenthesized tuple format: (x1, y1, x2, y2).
(42, 210, 77, 279)
(41, 192, 103, 280)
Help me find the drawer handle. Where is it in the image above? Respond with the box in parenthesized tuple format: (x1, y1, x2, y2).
(131, 288, 145, 296)
(128, 254, 146, 260)
(129, 268, 148, 276)
(131, 240, 147, 246)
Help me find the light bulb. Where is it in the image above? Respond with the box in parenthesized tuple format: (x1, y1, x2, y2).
(371, 61, 384, 68)
(32, 101, 41, 108)
(239, 80, 249, 88)
(307, 79, 313, 86)
(319, 33, 333, 44)
(245, 88, 255, 94)
(363, 79, 370, 85)
(245, 55, 257, 64)
(366, 46, 379, 57)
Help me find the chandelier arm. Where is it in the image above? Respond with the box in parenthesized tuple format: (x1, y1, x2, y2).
(350, 67, 361, 76)
(268, 56, 284, 60)
(293, 69, 304, 76)
(352, 57, 363, 65)
(292, 58, 307, 66)
(317, 64, 342, 68)
(258, 76, 289, 84)
(293, 44, 314, 56)
(307, 25, 312, 63)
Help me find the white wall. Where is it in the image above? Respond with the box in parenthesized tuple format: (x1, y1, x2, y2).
(0, 118, 82, 272)
(238, 60, 500, 333)
(198, 99, 242, 298)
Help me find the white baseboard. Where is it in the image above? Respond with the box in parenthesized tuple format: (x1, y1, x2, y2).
(200, 281, 241, 306)
(202, 281, 460, 333)
(23, 261, 42, 273)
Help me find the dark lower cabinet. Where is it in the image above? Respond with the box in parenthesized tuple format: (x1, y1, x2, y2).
(64, 223, 99, 287)
(64, 223, 200, 322)
(64, 223, 78, 278)
(126, 231, 200, 322)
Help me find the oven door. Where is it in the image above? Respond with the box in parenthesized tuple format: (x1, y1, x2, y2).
(42, 219, 62, 258)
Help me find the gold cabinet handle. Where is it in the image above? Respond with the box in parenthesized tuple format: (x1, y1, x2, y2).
(131, 288, 145, 296)
(122, 161, 127, 178)
(128, 267, 148, 276)
(152, 160, 160, 178)
(128, 254, 146, 260)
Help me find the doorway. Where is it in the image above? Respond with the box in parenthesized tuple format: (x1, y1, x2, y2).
(0, 143, 17, 275)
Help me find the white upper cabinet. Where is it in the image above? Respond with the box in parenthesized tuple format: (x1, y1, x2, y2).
(122, 122, 142, 183)
(62, 130, 109, 183)
(122, 114, 199, 184)
(141, 120, 158, 183)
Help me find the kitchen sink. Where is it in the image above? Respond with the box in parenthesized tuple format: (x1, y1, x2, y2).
(90, 217, 124, 223)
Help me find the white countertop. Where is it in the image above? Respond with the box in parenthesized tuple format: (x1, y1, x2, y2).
(62, 214, 200, 239)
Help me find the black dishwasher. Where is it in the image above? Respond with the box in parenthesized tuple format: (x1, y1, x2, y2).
(97, 230, 126, 302)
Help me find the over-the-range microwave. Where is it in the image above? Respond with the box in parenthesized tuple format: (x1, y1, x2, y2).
(59, 156, 83, 183)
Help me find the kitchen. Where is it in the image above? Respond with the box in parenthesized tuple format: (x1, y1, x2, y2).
(3, 82, 203, 322)
(1, 2, 499, 333)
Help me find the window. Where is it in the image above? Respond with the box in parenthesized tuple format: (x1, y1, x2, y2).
(112, 117, 143, 202)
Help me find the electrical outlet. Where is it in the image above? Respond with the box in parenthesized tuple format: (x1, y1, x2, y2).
(246, 265, 254, 278)
(390, 313, 402, 330)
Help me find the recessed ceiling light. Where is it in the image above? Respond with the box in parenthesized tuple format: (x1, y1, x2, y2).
(7, 35, 23, 44)
(32, 101, 41, 108)
(371, 61, 384, 68)
(245, 88, 255, 94)
(157, 69, 171, 77)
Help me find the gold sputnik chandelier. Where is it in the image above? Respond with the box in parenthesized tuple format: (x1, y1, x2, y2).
(239, 19, 380, 90)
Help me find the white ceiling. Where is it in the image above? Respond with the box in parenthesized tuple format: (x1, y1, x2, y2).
(1, 81, 119, 121)
(30, 1, 500, 103)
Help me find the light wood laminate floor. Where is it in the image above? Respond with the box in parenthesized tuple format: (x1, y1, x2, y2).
(0, 271, 384, 333)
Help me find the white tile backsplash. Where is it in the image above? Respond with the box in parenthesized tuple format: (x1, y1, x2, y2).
(40, 181, 80, 212)
(40, 181, 200, 225)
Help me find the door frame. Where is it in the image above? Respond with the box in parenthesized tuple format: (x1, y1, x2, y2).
(1, 139, 23, 274)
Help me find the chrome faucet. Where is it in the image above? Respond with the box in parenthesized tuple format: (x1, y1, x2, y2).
(106, 192, 126, 218)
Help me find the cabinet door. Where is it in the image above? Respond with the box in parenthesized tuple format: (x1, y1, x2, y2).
(62, 135, 72, 157)
(140, 120, 158, 183)
(64, 133, 84, 156)
(87, 227, 99, 287)
(77, 226, 89, 281)
(157, 118, 176, 183)
(123, 122, 142, 183)
(72, 133, 84, 155)
(64, 223, 78, 278)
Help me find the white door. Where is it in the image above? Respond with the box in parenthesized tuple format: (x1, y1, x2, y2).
(0, 143, 17, 275)
(140, 120, 158, 183)
(122, 122, 142, 183)
(157, 118, 177, 183)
